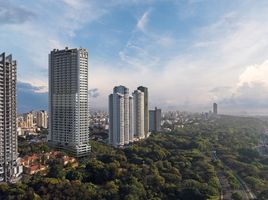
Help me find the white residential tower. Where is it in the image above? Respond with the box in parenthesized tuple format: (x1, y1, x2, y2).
(48, 47, 91, 157)
(0, 53, 22, 182)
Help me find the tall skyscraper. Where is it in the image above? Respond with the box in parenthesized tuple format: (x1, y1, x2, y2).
(213, 103, 218, 115)
(37, 110, 48, 128)
(129, 96, 134, 142)
(48, 47, 91, 157)
(0, 53, 22, 182)
(108, 85, 150, 147)
(137, 86, 149, 137)
(133, 89, 145, 139)
(149, 107, 162, 132)
(109, 86, 133, 147)
(108, 94, 114, 145)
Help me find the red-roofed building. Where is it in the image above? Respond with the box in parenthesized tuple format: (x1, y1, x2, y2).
(20, 154, 39, 166)
(24, 164, 47, 175)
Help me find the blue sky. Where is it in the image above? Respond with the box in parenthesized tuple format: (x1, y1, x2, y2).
(2, 0, 268, 114)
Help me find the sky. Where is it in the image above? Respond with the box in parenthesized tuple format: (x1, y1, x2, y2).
(2, 0, 268, 114)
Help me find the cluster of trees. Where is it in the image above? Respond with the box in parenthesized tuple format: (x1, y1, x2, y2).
(214, 116, 268, 197)
(1, 132, 221, 199)
(18, 139, 50, 157)
(181, 115, 268, 199)
(1, 115, 268, 199)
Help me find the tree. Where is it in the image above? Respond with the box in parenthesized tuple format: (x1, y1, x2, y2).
(120, 177, 146, 199)
(258, 190, 268, 200)
(99, 181, 119, 199)
(66, 170, 82, 181)
(231, 192, 243, 200)
(47, 160, 65, 179)
(181, 188, 206, 200)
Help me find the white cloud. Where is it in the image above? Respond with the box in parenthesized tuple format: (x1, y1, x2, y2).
(107, 4, 268, 112)
(156, 36, 176, 48)
(22, 80, 48, 93)
(238, 60, 268, 87)
(4, 0, 268, 114)
(137, 10, 150, 32)
(0, 0, 106, 88)
(62, 0, 84, 9)
(208, 60, 268, 114)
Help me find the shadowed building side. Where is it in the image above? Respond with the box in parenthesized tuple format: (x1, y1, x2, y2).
(149, 107, 162, 132)
(133, 89, 145, 139)
(137, 86, 149, 137)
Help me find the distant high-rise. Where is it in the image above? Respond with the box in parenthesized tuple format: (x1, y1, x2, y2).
(213, 103, 218, 115)
(108, 86, 150, 147)
(137, 86, 149, 137)
(108, 94, 114, 145)
(149, 107, 162, 132)
(109, 86, 133, 147)
(133, 89, 145, 139)
(23, 112, 33, 128)
(129, 96, 134, 142)
(48, 47, 91, 157)
(0, 53, 22, 182)
(37, 110, 48, 128)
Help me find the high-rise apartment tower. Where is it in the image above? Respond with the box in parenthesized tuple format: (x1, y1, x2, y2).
(149, 107, 162, 132)
(37, 110, 48, 128)
(23, 112, 33, 128)
(109, 86, 133, 147)
(0, 53, 22, 182)
(213, 103, 218, 115)
(48, 47, 91, 157)
(109, 86, 149, 148)
(133, 89, 145, 139)
(137, 86, 149, 137)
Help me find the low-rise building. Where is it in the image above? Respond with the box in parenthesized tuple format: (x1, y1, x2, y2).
(20, 151, 77, 175)
(24, 164, 47, 175)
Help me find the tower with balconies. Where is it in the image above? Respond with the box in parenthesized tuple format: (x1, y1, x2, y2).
(48, 47, 91, 157)
(0, 53, 22, 182)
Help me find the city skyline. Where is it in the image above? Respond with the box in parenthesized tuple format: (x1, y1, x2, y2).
(1, 1, 268, 198)
(2, 1, 268, 114)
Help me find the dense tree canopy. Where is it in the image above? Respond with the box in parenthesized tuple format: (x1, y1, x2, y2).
(1, 115, 268, 199)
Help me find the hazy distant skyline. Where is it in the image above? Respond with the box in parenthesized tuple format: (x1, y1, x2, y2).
(2, 0, 268, 114)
